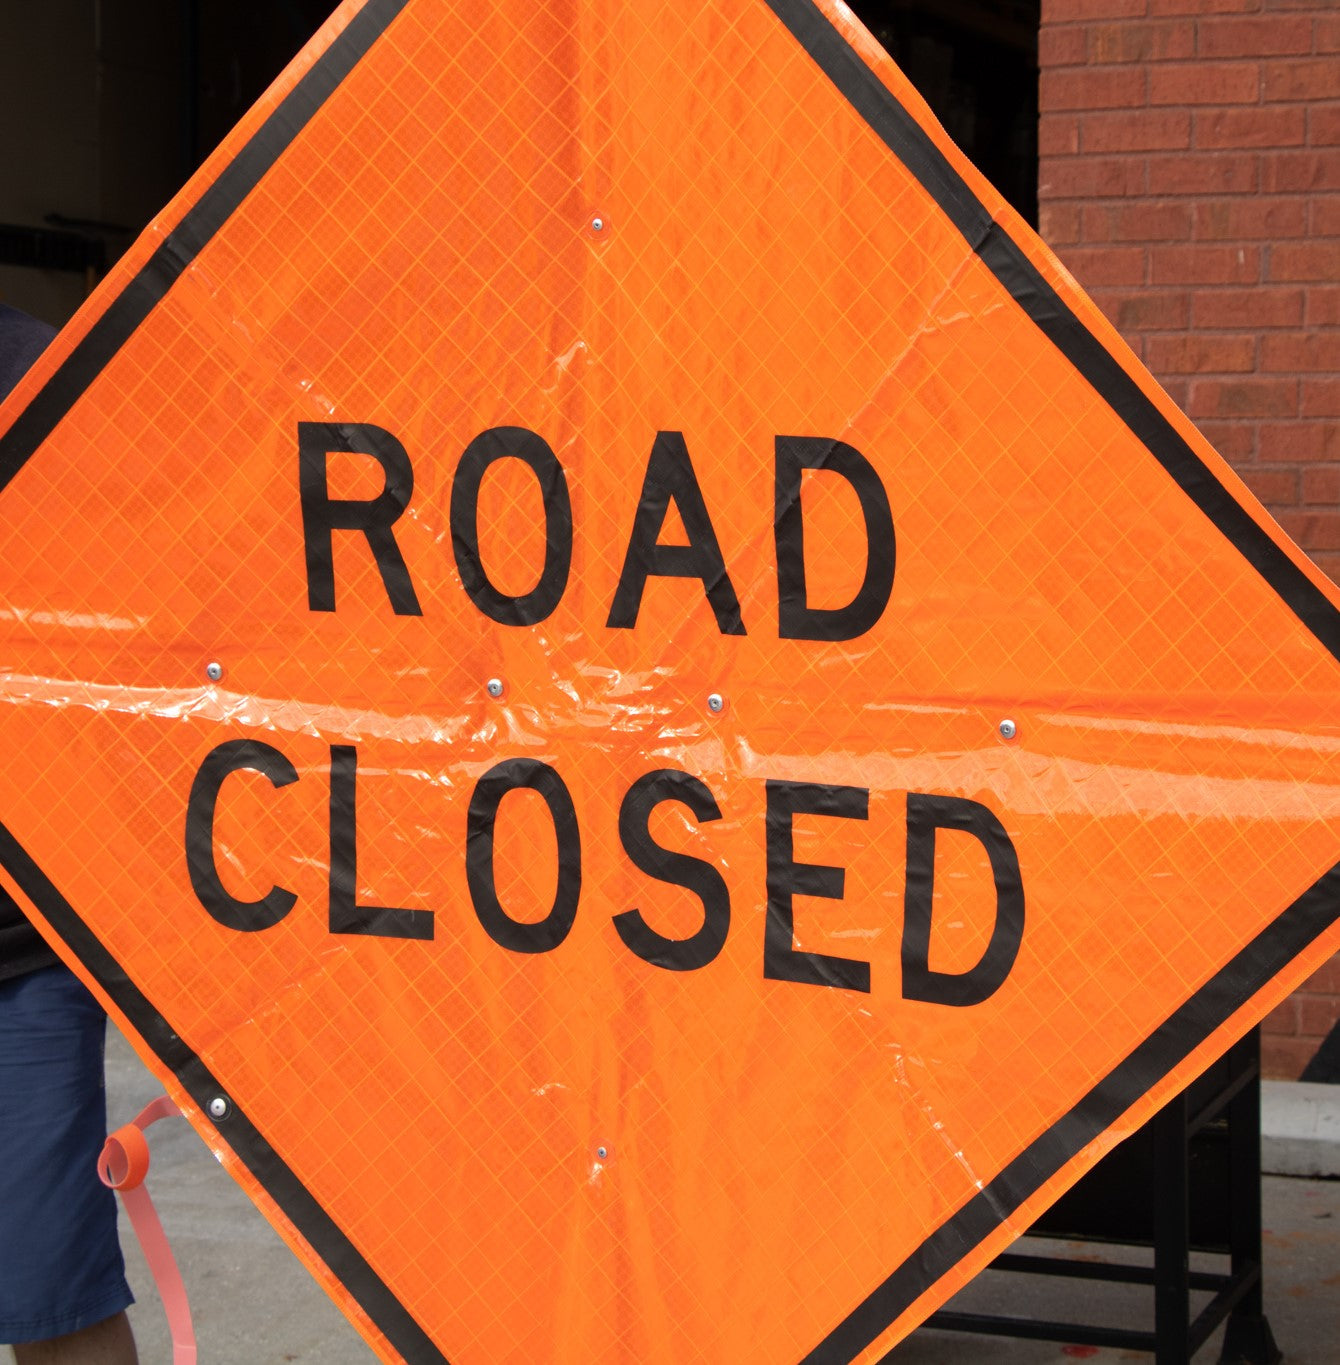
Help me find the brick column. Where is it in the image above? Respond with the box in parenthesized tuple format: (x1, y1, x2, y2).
(1037, 0, 1340, 1078)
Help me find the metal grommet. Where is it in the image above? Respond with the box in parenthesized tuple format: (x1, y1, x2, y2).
(487, 678, 504, 699)
(999, 718, 1018, 741)
(590, 216, 605, 233)
(205, 661, 223, 682)
(707, 693, 725, 714)
(208, 1095, 231, 1120)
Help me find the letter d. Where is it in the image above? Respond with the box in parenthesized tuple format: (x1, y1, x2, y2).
(901, 792, 1024, 1007)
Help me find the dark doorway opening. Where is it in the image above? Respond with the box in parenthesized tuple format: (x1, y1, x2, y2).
(0, 0, 336, 323)
(846, 0, 1040, 227)
(184, 1, 340, 182)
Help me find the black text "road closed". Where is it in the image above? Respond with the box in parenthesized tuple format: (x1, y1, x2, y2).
(186, 743, 1025, 1006)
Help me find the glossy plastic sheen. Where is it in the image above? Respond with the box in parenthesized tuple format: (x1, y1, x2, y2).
(0, 2, 1336, 1362)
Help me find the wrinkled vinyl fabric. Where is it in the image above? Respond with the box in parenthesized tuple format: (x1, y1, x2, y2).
(0, 3, 1336, 1362)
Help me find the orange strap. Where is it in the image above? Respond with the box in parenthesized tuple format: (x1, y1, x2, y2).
(98, 1097, 197, 1365)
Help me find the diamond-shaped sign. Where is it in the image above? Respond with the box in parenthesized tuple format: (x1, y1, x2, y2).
(1, 1, 1337, 1361)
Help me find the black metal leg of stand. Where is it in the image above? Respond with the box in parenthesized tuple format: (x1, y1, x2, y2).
(1153, 1091, 1191, 1365)
(1218, 1030, 1282, 1365)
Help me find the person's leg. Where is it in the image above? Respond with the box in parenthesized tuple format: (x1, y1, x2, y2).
(11, 1310, 137, 1365)
(0, 967, 135, 1359)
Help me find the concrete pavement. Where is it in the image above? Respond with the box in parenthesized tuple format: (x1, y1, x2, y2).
(106, 1028, 1337, 1364)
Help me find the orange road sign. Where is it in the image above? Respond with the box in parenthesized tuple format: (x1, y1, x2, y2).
(1, 2, 1336, 1361)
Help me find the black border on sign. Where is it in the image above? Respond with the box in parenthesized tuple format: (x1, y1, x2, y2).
(0, 2, 449, 1363)
(807, 861, 1340, 1364)
(764, 0, 1340, 667)
(0, 1, 1335, 1364)
(0, 0, 413, 497)
(758, 1, 1340, 1360)
(0, 825, 446, 1365)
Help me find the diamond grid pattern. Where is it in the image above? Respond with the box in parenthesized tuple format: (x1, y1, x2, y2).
(0, 1, 1338, 1362)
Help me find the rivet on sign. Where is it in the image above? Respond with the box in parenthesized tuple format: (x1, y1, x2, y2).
(591, 216, 605, 233)
(596, 1146, 608, 1160)
(707, 693, 725, 714)
(999, 718, 1018, 741)
(205, 661, 223, 682)
(208, 1096, 230, 1120)
(486, 678, 504, 699)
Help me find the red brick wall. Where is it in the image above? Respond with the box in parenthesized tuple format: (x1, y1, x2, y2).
(1261, 957, 1340, 1079)
(1037, 0, 1339, 1079)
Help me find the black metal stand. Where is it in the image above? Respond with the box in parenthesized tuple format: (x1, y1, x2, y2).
(917, 1028, 1281, 1364)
